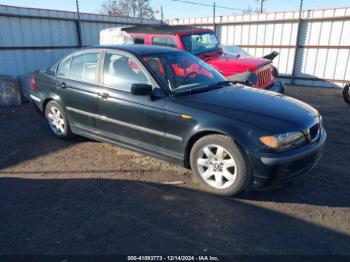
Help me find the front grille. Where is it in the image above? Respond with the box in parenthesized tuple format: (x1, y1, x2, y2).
(308, 123, 320, 142)
(256, 66, 273, 88)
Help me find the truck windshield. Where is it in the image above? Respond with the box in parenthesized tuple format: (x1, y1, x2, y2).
(142, 51, 225, 94)
(182, 32, 221, 55)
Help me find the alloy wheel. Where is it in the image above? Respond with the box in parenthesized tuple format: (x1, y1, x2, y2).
(47, 106, 65, 136)
(197, 144, 237, 189)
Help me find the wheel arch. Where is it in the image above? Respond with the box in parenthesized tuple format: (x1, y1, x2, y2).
(42, 94, 62, 116)
(42, 98, 53, 115)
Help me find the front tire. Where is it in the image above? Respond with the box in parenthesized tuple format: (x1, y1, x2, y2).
(190, 134, 250, 196)
(45, 101, 72, 138)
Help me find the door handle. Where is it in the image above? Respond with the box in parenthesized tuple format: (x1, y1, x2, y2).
(58, 81, 66, 89)
(98, 92, 110, 99)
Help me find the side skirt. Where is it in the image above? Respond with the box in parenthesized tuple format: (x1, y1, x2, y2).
(71, 123, 185, 167)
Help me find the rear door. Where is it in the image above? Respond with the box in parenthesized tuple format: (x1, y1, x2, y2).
(96, 50, 166, 153)
(56, 50, 102, 130)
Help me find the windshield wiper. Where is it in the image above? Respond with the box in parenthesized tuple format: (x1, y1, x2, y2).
(173, 81, 233, 96)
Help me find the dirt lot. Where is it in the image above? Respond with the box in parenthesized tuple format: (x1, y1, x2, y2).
(0, 85, 349, 255)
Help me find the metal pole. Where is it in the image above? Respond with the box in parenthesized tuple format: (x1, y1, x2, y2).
(139, 2, 143, 24)
(75, 0, 83, 47)
(161, 5, 164, 23)
(259, 0, 264, 13)
(291, 0, 304, 85)
(213, 2, 216, 33)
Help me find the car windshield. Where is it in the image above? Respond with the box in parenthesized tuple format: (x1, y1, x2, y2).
(222, 45, 252, 57)
(142, 51, 226, 94)
(182, 32, 221, 55)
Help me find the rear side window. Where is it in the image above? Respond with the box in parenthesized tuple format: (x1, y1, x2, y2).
(152, 37, 177, 48)
(133, 36, 145, 44)
(69, 52, 100, 83)
(57, 57, 72, 78)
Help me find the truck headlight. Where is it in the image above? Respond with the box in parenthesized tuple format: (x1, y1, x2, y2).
(259, 131, 306, 151)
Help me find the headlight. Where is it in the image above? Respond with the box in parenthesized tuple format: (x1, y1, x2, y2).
(259, 131, 306, 151)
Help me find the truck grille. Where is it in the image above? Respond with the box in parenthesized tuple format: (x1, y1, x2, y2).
(256, 66, 273, 88)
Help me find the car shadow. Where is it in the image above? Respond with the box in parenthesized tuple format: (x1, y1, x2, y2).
(0, 103, 87, 170)
(0, 177, 349, 255)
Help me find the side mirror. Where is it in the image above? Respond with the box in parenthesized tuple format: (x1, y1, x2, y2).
(227, 72, 258, 86)
(131, 83, 153, 96)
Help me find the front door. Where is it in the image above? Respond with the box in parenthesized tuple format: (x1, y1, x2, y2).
(96, 51, 166, 153)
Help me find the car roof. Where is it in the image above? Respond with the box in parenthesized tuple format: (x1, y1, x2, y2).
(90, 44, 181, 55)
(122, 25, 212, 35)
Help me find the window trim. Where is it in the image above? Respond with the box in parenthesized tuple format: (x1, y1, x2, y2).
(100, 49, 155, 93)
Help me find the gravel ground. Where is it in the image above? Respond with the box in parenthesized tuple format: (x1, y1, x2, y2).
(0, 85, 349, 255)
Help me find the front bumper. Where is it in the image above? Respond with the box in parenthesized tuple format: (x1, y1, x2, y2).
(252, 127, 327, 187)
(266, 80, 285, 94)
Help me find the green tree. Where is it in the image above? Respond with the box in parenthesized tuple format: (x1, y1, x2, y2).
(102, 0, 155, 19)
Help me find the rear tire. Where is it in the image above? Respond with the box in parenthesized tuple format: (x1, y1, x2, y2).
(190, 134, 250, 196)
(45, 101, 73, 138)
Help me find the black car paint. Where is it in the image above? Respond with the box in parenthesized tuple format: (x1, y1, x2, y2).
(31, 45, 326, 186)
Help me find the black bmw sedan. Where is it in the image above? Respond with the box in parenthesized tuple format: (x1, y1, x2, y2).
(30, 45, 326, 196)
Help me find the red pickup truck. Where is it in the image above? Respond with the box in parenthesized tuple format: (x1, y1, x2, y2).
(122, 25, 284, 93)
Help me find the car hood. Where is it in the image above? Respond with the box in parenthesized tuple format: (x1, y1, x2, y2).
(175, 85, 320, 133)
(202, 53, 271, 73)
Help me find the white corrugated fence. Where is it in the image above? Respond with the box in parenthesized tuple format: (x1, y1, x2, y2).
(0, 4, 160, 77)
(169, 7, 350, 88)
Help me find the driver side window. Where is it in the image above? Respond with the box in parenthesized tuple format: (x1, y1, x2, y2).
(103, 52, 150, 92)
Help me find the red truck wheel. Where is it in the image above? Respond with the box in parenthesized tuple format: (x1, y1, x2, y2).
(343, 83, 350, 104)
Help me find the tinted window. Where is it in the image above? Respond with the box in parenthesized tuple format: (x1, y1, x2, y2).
(143, 57, 167, 85)
(152, 37, 177, 48)
(133, 36, 145, 44)
(69, 52, 100, 83)
(143, 51, 224, 92)
(103, 53, 149, 92)
(57, 57, 72, 78)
